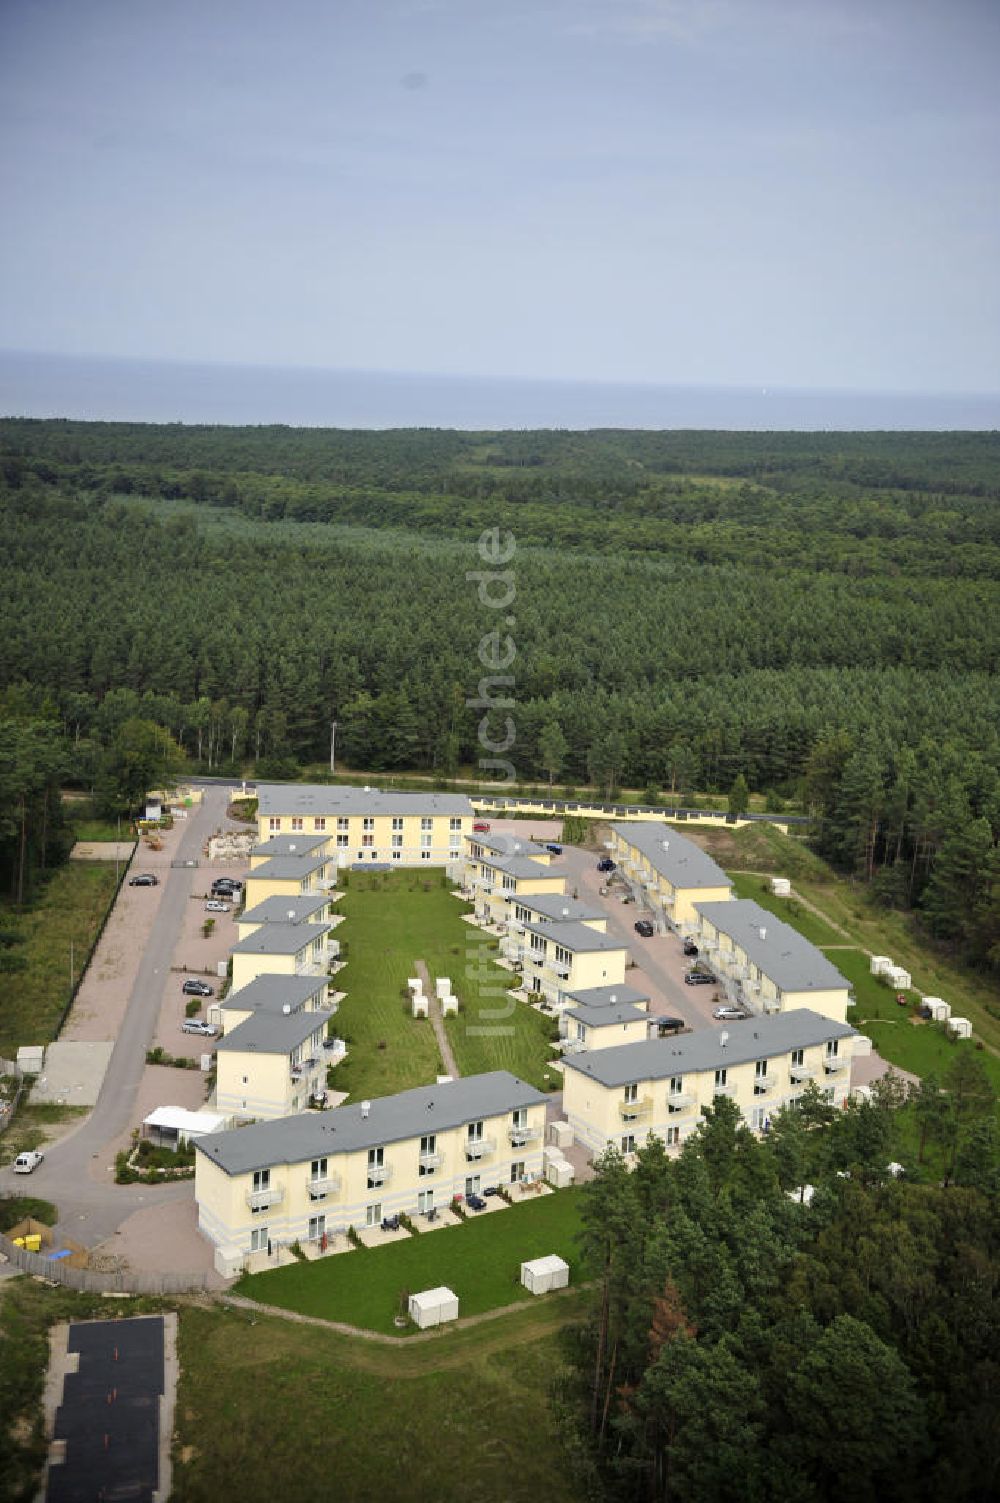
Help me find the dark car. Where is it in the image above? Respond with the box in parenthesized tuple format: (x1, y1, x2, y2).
(597, 857, 616, 872)
(546, 843, 563, 855)
(657, 1017, 686, 1036)
(634, 919, 655, 937)
(129, 873, 158, 887)
(683, 940, 699, 957)
(684, 970, 715, 986)
(182, 978, 214, 998)
(212, 878, 241, 894)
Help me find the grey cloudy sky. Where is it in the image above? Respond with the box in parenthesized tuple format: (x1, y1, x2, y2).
(1, 0, 997, 393)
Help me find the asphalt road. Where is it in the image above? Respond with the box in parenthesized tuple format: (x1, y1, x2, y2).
(1, 785, 239, 1246)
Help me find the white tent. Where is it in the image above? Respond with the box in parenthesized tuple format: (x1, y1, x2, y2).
(435, 977, 452, 999)
(870, 956, 893, 976)
(946, 1017, 972, 1040)
(922, 996, 951, 1021)
(770, 877, 791, 896)
(408, 1286, 459, 1328)
(143, 1106, 228, 1144)
(521, 1255, 570, 1295)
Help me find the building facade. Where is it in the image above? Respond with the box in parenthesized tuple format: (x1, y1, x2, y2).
(610, 822, 733, 930)
(256, 784, 474, 872)
(694, 899, 853, 1024)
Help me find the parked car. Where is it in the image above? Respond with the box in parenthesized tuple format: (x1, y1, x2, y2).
(546, 843, 563, 855)
(634, 919, 655, 937)
(204, 899, 230, 913)
(597, 857, 616, 872)
(182, 1019, 218, 1036)
(128, 873, 158, 887)
(683, 940, 699, 956)
(13, 1150, 44, 1174)
(684, 970, 715, 986)
(211, 879, 239, 895)
(657, 1017, 686, 1035)
(713, 1006, 750, 1021)
(473, 821, 490, 833)
(181, 978, 214, 997)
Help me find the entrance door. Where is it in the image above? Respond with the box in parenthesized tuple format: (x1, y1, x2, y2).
(417, 1189, 434, 1214)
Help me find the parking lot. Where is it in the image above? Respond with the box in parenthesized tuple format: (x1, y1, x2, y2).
(486, 820, 729, 1032)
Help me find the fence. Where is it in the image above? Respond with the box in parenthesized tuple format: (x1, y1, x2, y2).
(0, 1230, 213, 1294)
(0, 1058, 24, 1137)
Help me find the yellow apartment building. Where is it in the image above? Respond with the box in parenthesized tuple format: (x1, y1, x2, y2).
(243, 853, 336, 905)
(562, 1009, 857, 1157)
(468, 854, 568, 926)
(501, 893, 606, 967)
(256, 784, 473, 873)
(195, 1071, 548, 1271)
(610, 822, 733, 931)
(521, 921, 628, 1007)
(694, 900, 853, 1024)
(215, 1007, 333, 1121)
(249, 833, 334, 867)
(230, 921, 335, 992)
(560, 999, 651, 1053)
(210, 973, 331, 1033)
(236, 893, 337, 943)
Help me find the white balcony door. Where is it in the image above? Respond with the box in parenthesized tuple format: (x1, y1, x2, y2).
(417, 1189, 434, 1214)
(308, 1215, 325, 1241)
(465, 1175, 481, 1197)
(250, 1226, 268, 1253)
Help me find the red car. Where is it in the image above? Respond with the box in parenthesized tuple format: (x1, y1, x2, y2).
(473, 821, 490, 833)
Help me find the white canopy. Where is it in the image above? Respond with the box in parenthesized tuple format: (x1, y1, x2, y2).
(144, 1106, 228, 1139)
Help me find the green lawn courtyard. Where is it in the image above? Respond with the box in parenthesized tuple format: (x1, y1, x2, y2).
(235, 1187, 587, 1334)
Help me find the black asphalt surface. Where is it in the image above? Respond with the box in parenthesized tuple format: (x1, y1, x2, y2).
(48, 1316, 164, 1503)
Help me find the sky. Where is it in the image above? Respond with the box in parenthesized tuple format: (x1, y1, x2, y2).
(1, 0, 998, 395)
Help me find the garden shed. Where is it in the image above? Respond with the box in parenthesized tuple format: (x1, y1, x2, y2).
(521, 1255, 570, 1294)
(408, 1286, 459, 1329)
(946, 1017, 972, 1040)
(922, 997, 950, 1021)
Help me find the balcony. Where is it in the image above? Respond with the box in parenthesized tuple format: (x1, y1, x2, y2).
(307, 1175, 340, 1199)
(555, 966, 571, 981)
(667, 1092, 696, 1111)
(824, 1054, 847, 1074)
(789, 1063, 816, 1082)
(326, 940, 341, 958)
(753, 1073, 776, 1092)
(531, 954, 545, 968)
(246, 1185, 284, 1212)
(464, 1137, 496, 1161)
(712, 1082, 736, 1098)
(508, 1124, 541, 1145)
(618, 1096, 652, 1121)
(366, 1163, 392, 1186)
(418, 1151, 442, 1170)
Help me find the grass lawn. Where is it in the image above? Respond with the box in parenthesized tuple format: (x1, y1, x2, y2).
(0, 1195, 57, 1232)
(0, 1102, 89, 1169)
(62, 794, 126, 844)
(328, 871, 561, 1100)
(172, 1298, 586, 1503)
(0, 861, 121, 1054)
(729, 872, 844, 946)
(235, 1188, 587, 1334)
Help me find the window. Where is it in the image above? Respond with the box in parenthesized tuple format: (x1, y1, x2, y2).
(392, 851, 401, 861)
(308, 1214, 326, 1240)
(714, 1068, 728, 1089)
(621, 1134, 636, 1154)
(791, 1048, 804, 1067)
(754, 1059, 770, 1096)
(575, 1023, 586, 1042)
(826, 1039, 839, 1059)
(512, 1107, 527, 1131)
(465, 1175, 481, 1197)
(623, 1083, 638, 1104)
(450, 817, 462, 830)
(363, 817, 374, 832)
(419, 1134, 437, 1176)
(450, 834, 461, 847)
(666, 1126, 680, 1147)
(314, 817, 326, 832)
(417, 1189, 434, 1214)
(467, 1121, 484, 1143)
(337, 817, 349, 831)
(391, 834, 402, 848)
(268, 817, 280, 832)
(365, 1203, 382, 1227)
(421, 851, 431, 861)
(250, 1226, 269, 1252)
(310, 1158, 327, 1181)
(336, 833, 348, 847)
(291, 817, 303, 831)
(750, 1107, 767, 1132)
(362, 834, 374, 848)
(510, 1161, 525, 1183)
(669, 1075, 683, 1095)
(420, 833, 432, 848)
(367, 1147, 384, 1188)
(421, 817, 432, 831)
(392, 817, 403, 831)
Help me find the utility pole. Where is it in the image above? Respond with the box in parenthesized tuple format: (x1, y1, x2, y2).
(329, 720, 337, 775)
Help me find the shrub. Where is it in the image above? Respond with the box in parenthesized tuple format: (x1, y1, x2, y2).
(346, 1225, 365, 1250)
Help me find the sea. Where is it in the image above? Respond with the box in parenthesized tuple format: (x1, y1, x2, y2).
(0, 350, 997, 431)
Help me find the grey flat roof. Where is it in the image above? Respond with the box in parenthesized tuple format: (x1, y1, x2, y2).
(566, 1002, 649, 1029)
(467, 833, 549, 859)
(513, 894, 605, 923)
(257, 783, 474, 818)
(246, 854, 329, 881)
(695, 899, 850, 994)
(220, 975, 329, 1014)
(239, 895, 331, 926)
(612, 821, 733, 891)
(195, 1070, 547, 1176)
(524, 920, 626, 954)
(251, 835, 329, 859)
(483, 855, 567, 879)
(563, 1009, 856, 1088)
(231, 922, 332, 956)
(563, 983, 650, 1009)
(216, 1008, 333, 1056)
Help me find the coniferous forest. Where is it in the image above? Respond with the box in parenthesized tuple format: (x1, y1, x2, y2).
(0, 420, 998, 974)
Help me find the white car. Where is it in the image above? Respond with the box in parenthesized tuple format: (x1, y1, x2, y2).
(13, 1150, 44, 1174)
(204, 900, 230, 913)
(713, 1006, 750, 1021)
(182, 1019, 218, 1037)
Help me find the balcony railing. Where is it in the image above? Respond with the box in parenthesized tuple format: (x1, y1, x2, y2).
(667, 1092, 696, 1110)
(618, 1096, 652, 1120)
(824, 1054, 846, 1073)
(789, 1063, 816, 1081)
(366, 1163, 392, 1186)
(753, 1073, 776, 1092)
(307, 1175, 340, 1199)
(246, 1185, 284, 1212)
(464, 1137, 496, 1160)
(712, 1082, 736, 1098)
(418, 1151, 442, 1169)
(508, 1124, 541, 1144)
(555, 965, 571, 980)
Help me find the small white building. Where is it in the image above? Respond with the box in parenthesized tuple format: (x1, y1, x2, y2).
(770, 877, 791, 897)
(409, 1286, 459, 1328)
(886, 965, 912, 990)
(922, 996, 951, 1021)
(412, 993, 429, 1019)
(870, 956, 893, 977)
(946, 1017, 972, 1040)
(521, 1255, 570, 1295)
(441, 994, 458, 1018)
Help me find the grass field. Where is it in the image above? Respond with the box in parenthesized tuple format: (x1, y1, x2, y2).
(328, 871, 561, 1100)
(62, 794, 126, 844)
(0, 860, 121, 1055)
(729, 872, 844, 946)
(235, 1188, 586, 1333)
(171, 1299, 586, 1503)
(0, 1102, 89, 1169)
